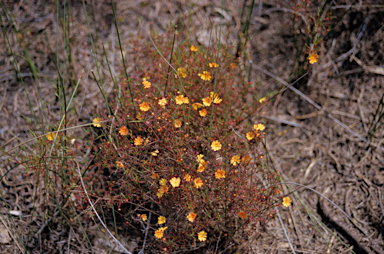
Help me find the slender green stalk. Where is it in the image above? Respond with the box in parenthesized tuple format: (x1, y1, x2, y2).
(110, 0, 135, 110)
(82, 0, 105, 89)
(92, 71, 113, 117)
(103, 44, 122, 108)
(163, 25, 177, 96)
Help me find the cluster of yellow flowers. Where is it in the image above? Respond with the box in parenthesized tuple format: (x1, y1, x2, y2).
(175, 94, 189, 105)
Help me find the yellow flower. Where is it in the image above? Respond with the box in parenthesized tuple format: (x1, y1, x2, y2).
(198, 71, 211, 81)
(211, 140, 222, 151)
(215, 169, 226, 179)
(192, 103, 202, 110)
(246, 132, 255, 140)
(259, 97, 266, 103)
(210, 92, 222, 104)
(196, 154, 204, 163)
(175, 95, 189, 105)
(184, 174, 192, 182)
(209, 62, 218, 68)
(159, 178, 167, 186)
(142, 76, 150, 81)
(238, 211, 247, 219)
(194, 177, 203, 188)
(93, 117, 101, 127)
(231, 155, 241, 166)
(177, 67, 187, 78)
(170, 177, 181, 188)
(182, 96, 189, 104)
(151, 150, 159, 156)
(308, 52, 319, 64)
(198, 231, 207, 242)
(46, 132, 56, 141)
(141, 214, 147, 221)
(158, 216, 166, 225)
(154, 227, 168, 239)
(151, 173, 159, 179)
(254, 123, 265, 131)
(202, 96, 212, 107)
(190, 45, 198, 51)
(187, 212, 197, 222)
(158, 98, 167, 107)
(174, 119, 182, 128)
(156, 191, 164, 198)
(157, 185, 169, 197)
(139, 101, 150, 112)
(199, 109, 208, 117)
(197, 160, 207, 173)
(142, 80, 151, 88)
(282, 196, 292, 207)
(134, 136, 143, 146)
(116, 161, 124, 168)
(119, 126, 128, 136)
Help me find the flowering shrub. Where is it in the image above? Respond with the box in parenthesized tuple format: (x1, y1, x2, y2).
(76, 29, 280, 252)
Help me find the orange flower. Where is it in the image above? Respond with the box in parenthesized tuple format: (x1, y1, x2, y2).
(175, 95, 189, 105)
(151, 172, 159, 179)
(177, 67, 187, 78)
(238, 211, 247, 219)
(211, 140, 222, 151)
(202, 96, 212, 107)
(170, 177, 181, 188)
(197, 161, 207, 173)
(282, 196, 292, 207)
(190, 45, 198, 51)
(46, 132, 56, 141)
(246, 132, 255, 140)
(154, 227, 168, 239)
(119, 126, 128, 136)
(116, 161, 124, 168)
(139, 101, 150, 112)
(209, 62, 218, 68)
(142, 80, 151, 88)
(93, 117, 102, 127)
(158, 216, 166, 225)
(134, 136, 143, 146)
(230, 155, 241, 166)
(158, 98, 167, 107)
(308, 52, 319, 64)
(198, 71, 211, 81)
(184, 174, 192, 182)
(210, 92, 222, 104)
(199, 109, 208, 117)
(254, 123, 265, 131)
(192, 103, 202, 110)
(215, 169, 226, 179)
(174, 119, 182, 128)
(194, 177, 203, 189)
(187, 212, 197, 222)
(159, 178, 167, 186)
(198, 231, 207, 242)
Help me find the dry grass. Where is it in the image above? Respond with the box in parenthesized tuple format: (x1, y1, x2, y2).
(0, 0, 383, 253)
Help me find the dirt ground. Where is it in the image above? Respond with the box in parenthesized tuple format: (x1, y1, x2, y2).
(0, 0, 384, 253)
